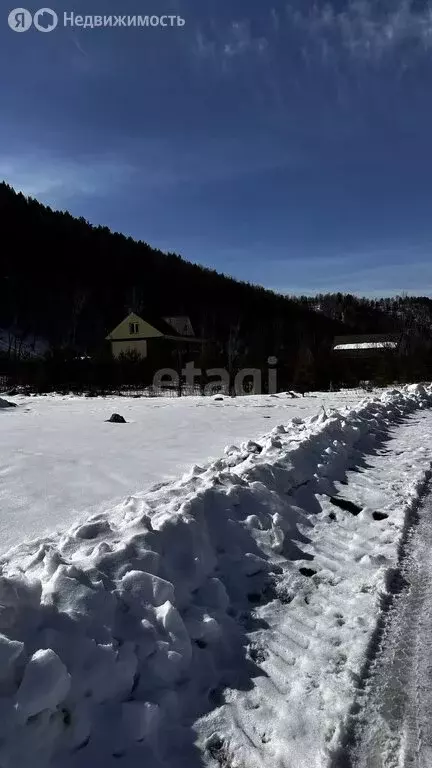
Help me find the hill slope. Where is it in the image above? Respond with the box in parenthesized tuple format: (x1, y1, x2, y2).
(0, 182, 344, 382)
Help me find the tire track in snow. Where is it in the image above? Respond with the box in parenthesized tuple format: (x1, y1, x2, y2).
(336, 487, 432, 768)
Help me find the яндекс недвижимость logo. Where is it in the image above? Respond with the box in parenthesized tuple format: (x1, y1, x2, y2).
(8, 7, 58, 31)
(7, 9, 186, 30)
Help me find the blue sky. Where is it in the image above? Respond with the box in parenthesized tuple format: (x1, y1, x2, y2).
(1, 0, 432, 296)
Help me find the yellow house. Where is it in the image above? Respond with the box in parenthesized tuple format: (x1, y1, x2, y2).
(105, 312, 198, 359)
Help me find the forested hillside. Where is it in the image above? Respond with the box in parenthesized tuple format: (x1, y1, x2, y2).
(1, 182, 431, 391)
(0, 182, 345, 389)
(294, 293, 432, 355)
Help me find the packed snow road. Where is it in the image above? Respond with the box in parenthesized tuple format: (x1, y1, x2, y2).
(196, 391, 432, 768)
(337, 490, 432, 768)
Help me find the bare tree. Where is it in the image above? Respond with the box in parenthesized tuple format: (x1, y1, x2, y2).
(69, 288, 88, 348)
(226, 319, 243, 396)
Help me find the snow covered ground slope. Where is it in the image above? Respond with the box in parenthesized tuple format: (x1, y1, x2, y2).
(0, 385, 432, 768)
(0, 390, 368, 552)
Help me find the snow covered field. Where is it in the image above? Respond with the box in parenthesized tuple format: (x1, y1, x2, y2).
(1, 386, 432, 768)
(0, 390, 368, 553)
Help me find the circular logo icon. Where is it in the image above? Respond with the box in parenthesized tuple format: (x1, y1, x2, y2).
(33, 7, 58, 31)
(8, 7, 32, 31)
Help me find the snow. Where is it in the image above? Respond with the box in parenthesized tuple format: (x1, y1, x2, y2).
(0, 390, 368, 552)
(0, 385, 431, 767)
(16, 649, 71, 719)
(345, 488, 432, 766)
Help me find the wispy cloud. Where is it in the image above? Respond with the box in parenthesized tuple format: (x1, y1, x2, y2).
(0, 133, 301, 208)
(70, 34, 87, 58)
(223, 21, 268, 58)
(272, 253, 432, 297)
(194, 19, 268, 64)
(286, 0, 432, 65)
(0, 152, 133, 202)
(205, 242, 432, 298)
(194, 1, 432, 71)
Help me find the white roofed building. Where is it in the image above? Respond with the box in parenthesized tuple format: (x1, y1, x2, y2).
(331, 333, 404, 386)
(332, 334, 402, 357)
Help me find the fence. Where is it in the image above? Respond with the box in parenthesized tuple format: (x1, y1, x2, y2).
(0, 381, 230, 398)
(0, 376, 13, 393)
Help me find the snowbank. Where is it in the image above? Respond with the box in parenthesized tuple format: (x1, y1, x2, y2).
(0, 389, 368, 551)
(0, 384, 431, 767)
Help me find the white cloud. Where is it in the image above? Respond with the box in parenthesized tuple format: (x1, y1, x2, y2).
(195, 2, 432, 71)
(0, 135, 301, 209)
(271, 254, 432, 297)
(194, 19, 268, 63)
(211, 243, 432, 298)
(223, 21, 268, 57)
(287, 0, 432, 64)
(0, 153, 133, 202)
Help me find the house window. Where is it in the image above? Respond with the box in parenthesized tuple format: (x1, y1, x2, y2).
(129, 322, 139, 335)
